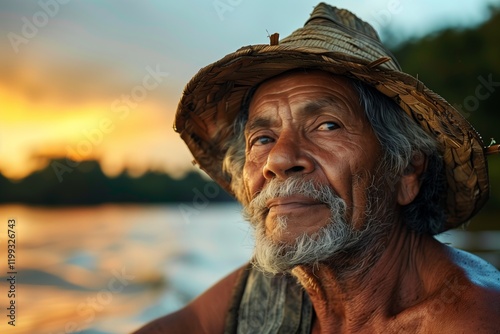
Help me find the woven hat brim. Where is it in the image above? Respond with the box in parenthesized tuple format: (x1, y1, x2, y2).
(175, 44, 488, 232)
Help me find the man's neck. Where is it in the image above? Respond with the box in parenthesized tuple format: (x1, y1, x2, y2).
(291, 222, 442, 333)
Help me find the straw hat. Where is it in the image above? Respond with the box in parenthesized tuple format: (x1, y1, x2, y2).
(175, 2, 499, 230)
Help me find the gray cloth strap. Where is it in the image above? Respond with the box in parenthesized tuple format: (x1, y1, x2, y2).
(224, 264, 313, 333)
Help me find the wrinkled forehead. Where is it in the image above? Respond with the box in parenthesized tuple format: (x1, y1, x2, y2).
(246, 69, 364, 123)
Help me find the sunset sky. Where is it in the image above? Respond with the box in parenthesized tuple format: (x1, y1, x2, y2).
(1, 0, 499, 179)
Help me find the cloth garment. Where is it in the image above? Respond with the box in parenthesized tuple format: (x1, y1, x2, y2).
(224, 264, 313, 333)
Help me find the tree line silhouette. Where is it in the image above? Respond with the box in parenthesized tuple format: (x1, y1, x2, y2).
(0, 159, 233, 205)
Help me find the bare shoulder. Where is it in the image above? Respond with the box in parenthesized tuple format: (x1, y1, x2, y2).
(189, 262, 250, 333)
(428, 245, 500, 333)
(132, 263, 249, 334)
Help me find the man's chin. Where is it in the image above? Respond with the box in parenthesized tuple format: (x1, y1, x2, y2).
(265, 229, 296, 245)
(252, 231, 329, 275)
(252, 223, 379, 276)
(264, 216, 329, 244)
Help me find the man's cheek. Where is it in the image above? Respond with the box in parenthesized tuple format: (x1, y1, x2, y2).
(242, 162, 262, 203)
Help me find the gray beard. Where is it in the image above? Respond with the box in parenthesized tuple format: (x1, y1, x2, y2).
(243, 176, 391, 276)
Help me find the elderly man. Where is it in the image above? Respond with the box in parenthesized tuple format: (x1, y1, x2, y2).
(134, 3, 500, 333)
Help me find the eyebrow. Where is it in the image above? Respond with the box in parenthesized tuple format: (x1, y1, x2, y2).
(245, 97, 345, 133)
(245, 117, 273, 133)
(302, 97, 343, 117)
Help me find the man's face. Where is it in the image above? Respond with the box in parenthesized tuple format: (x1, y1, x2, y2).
(242, 71, 387, 246)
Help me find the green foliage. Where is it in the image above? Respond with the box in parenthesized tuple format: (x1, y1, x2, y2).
(392, 7, 500, 142)
(0, 159, 233, 205)
(391, 8, 500, 226)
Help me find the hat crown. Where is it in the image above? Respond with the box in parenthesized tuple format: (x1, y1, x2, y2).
(306, 3, 380, 41)
(279, 3, 401, 71)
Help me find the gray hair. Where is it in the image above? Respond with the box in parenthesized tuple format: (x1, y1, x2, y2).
(222, 77, 447, 235)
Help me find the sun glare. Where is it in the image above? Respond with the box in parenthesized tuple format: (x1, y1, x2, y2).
(0, 83, 191, 180)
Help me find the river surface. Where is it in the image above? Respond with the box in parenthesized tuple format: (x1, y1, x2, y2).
(0, 203, 497, 334)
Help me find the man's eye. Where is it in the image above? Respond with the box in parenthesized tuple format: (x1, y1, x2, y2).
(317, 121, 339, 131)
(253, 136, 273, 146)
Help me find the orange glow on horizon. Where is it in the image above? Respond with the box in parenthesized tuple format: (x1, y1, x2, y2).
(0, 82, 193, 180)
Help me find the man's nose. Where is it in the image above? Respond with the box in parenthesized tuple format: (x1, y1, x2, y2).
(263, 134, 315, 180)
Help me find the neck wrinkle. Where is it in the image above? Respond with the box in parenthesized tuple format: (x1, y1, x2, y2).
(291, 221, 431, 332)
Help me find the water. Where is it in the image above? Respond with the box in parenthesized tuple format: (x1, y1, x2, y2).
(0, 203, 253, 334)
(0, 204, 498, 334)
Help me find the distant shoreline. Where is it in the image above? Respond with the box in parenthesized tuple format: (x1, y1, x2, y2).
(0, 159, 234, 205)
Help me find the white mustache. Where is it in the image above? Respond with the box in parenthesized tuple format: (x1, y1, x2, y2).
(244, 177, 345, 224)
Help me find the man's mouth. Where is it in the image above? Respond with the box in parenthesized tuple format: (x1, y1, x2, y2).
(266, 196, 326, 212)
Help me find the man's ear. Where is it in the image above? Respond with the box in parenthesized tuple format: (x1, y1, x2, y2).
(397, 152, 427, 206)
